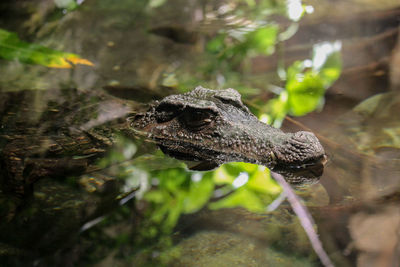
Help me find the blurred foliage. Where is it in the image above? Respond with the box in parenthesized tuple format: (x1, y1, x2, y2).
(174, 0, 312, 94)
(207, 24, 279, 63)
(0, 28, 93, 68)
(143, 170, 213, 234)
(264, 41, 342, 127)
(201, 1, 341, 127)
(210, 163, 281, 212)
(142, 163, 281, 236)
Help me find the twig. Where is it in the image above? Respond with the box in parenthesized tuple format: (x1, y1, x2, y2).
(266, 190, 287, 212)
(270, 171, 335, 267)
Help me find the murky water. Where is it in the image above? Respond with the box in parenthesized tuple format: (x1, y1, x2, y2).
(1, 0, 400, 266)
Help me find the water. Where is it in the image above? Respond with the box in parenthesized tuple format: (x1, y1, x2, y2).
(0, 0, 400, 266)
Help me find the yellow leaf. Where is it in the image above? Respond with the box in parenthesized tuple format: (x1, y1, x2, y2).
(0, 28, 94, 69)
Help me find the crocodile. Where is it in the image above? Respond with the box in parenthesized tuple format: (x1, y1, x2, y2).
(131, 86, 326, 181)
(0, 86, 326, 197)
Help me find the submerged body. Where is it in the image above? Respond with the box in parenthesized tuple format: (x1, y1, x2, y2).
(0, 86, 326, 196)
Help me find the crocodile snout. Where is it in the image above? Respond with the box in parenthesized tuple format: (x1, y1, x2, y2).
(271, 131, 326, 169)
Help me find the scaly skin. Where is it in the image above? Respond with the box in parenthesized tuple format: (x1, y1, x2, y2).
(131, 86, 326, 177)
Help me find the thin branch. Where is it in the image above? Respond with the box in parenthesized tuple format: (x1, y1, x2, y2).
(270, 171, 335, 267)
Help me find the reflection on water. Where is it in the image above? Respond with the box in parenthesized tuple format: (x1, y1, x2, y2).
(1, 0, 400, 266)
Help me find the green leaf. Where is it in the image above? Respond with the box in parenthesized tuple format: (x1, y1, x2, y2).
(285, 42, 342, 116)
(158, 169, 188, 191)
(209, 164, 281, 212)
(243, 25, 278, 55)
(213, 165, 236, 184)
(143, 169, 215, 233)
(183, 174, 214, 213)
(265, 91, 289, 127)
(319, 51, 342, 87)
(312, 41, 342, 87)
(144, 190, 166, 204)
(247, 168, 281, 194)
(286, 69, 325, 116)
(206, 34, 226, 54)
(262, 41, 343, 120)
(164, 194, 184, 230)
(206, 24, 278, 62)
(0, 29, 93, 68)
(209, 187, 266, 212)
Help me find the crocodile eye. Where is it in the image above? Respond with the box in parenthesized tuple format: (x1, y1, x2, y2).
(180, 109, 214, 131)
(155, 103, 183, 123)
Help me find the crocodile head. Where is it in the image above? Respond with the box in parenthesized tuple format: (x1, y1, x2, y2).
(131, 86, 326, 183)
